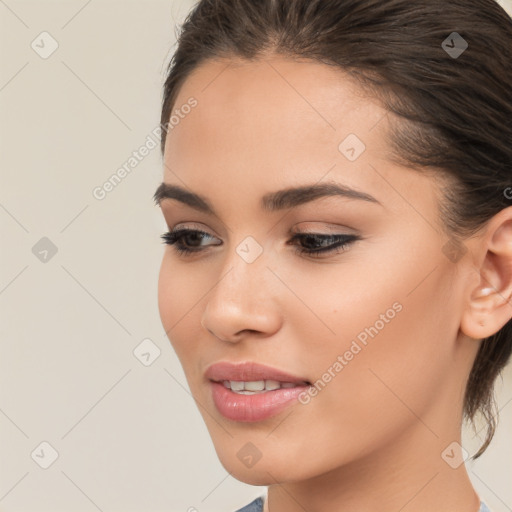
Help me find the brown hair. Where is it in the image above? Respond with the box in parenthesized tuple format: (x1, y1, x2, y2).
(159, 0, 512, 458)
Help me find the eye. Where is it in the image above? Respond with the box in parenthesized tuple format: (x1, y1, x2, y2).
(287, 232, 360, 258)
(160, 228, 221, 255)
(160, 229, 360, 258)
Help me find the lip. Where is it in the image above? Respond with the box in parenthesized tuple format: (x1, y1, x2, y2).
(204, 361, 310, 384)
(205, 361, 312, 422)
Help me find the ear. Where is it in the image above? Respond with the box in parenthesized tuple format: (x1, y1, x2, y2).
(460, 206, 512, 340)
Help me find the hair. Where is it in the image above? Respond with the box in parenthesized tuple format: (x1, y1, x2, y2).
(160, 0, 512, 458)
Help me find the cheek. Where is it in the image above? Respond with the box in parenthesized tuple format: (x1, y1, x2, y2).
(157, 255, 200, 358)
(281, 245, 456, 429)
(157, 256, 175, 330)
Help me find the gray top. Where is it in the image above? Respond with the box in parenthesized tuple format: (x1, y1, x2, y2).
(234, 495, 492, 512)
(234, 496, 264, 512)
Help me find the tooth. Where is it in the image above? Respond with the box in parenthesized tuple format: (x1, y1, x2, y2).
(244, 380, 265, 391)
(223, 381, 230, 389)
(264, 380, 281, 390)
(281, 382, 297, 388)
(230, 381, 244, 391)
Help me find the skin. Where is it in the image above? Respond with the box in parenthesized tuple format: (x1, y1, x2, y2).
(156, 55, 512, 512)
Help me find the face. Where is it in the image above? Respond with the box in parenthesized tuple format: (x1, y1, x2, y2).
(156, 56, 479, 484)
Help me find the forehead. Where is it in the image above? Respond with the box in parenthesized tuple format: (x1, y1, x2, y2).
(162, 56, 442, 224)
(170, 55, 384, 149)
(167, 57, 388, 174)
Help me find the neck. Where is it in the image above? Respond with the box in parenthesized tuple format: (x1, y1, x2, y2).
(265, 421, 481, 512)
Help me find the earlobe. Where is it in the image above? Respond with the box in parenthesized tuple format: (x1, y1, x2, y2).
(460, 209, 512, 341)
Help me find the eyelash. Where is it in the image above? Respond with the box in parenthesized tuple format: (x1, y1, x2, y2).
(160, 228, 360, 258)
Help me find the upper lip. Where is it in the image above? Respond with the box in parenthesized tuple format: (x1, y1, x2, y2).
(205, 361, 311, 384)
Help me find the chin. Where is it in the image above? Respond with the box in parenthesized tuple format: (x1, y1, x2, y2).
(227, 467, 275, 486)
(213, 443, 305, 485)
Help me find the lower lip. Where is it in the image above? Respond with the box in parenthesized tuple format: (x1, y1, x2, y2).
(209, 381, 310, 422)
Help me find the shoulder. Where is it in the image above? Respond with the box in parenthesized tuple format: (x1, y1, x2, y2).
(232, 496, 265, 512)
(233, 496, 491, 511)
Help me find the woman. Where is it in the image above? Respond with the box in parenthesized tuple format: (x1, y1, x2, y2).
(153, 0, 512, 510)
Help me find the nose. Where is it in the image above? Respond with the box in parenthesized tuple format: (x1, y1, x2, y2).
(200, 251, 281, 343)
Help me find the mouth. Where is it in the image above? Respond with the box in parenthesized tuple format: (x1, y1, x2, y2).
(205, 360, 311, 389)
(216, 379, 311, 395)
(204, 361, 312, 422)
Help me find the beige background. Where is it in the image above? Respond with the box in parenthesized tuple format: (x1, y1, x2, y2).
(1, 1, 511, 511)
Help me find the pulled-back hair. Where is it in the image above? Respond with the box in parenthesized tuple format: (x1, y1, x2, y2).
(160, 0, 512, 458)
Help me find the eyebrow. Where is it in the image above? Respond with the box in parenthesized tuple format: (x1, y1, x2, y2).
(153, 181, 382, 214)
